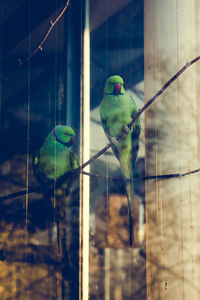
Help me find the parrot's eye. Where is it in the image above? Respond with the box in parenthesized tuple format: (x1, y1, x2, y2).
(64, 132, 68, 136)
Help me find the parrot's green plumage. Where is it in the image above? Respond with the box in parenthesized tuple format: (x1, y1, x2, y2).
(33, 125, 79, 279)
(99, 75, 141, 246)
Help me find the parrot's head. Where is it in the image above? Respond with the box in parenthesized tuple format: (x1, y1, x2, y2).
(104, 75, 126, 95)
(53, 125, 75, 147)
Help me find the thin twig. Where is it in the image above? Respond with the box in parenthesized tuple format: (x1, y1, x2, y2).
(26, 0, 70, 62)
(3, 0, 70, 82)
(0, 186, 41, 202)
(82, 168, 200, 182)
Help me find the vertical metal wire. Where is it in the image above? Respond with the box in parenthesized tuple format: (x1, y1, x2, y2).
(53, 0, 58, 204)
(24, 0, 31, 299)
(129, 2, 134, 297)
(150, 1, 160, 298)
(53, 1, 59, 297)
(104, 1, 111, 300)
(25, 0, 31, 232)
(176, 1, 185, 297)
(79, 4, 83, 295)
(53, 0, 58, 247)
(105, 0, 109, 250)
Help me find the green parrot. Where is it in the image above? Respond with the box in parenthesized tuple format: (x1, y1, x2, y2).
(33, 125, 79, 278)
(99, 75, 141, 246)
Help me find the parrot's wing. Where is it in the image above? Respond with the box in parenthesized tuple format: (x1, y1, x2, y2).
(32, 149, 47, 186)
(54, 151, 79, 191)
(100, 116, 111, 139)
(130, 94, 140, 113)
(32, 149, 54, 194)
(69, 151, 79, 170)
(100, 115, 120, 161)
(129, 95, 141, 168)
(131, 122, 140, 168)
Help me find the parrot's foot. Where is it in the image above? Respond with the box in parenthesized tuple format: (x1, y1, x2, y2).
(111, 137, 118, 145)
(122, 125, 131, 133)
(132, 110, 140, 119)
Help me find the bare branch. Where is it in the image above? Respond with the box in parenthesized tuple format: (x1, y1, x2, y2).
(3, 0, 70, 82)
(76, 55, 200, 171)
(1, 55, 200, 202)
(0, 186, 41, 202)
(82, 167, 200, 182)
(26, 0, 70, 62)
(1, 167, 200, 203)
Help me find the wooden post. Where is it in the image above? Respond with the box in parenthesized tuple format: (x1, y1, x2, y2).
(144, 0, 200, 299)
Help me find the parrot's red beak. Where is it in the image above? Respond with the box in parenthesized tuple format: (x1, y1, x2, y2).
(114, 83, 121, 95)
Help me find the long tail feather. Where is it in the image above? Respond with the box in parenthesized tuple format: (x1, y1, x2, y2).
(60, 227, 72, 281)
(124, 180, 135, 247)
(129, 214, 134, 247)
(53, 181, 72, 281)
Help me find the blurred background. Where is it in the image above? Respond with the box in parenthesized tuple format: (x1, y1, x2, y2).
(0, 0, 145, 299)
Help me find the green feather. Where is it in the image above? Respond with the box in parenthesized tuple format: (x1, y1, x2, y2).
(99, 75, 141, 246)
(33, 125, 79, 279)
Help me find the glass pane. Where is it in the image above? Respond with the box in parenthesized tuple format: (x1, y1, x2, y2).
(0, 0, 146, 299)
(144, 1, 200, 299)
(89, 1, 145, 299)
(0, 1, 82, 299)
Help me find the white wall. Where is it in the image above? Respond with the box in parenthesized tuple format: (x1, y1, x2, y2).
(144, 0, 200, 299)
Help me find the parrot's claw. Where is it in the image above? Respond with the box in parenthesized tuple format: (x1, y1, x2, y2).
(111, 137, 118, 145)
(122, 125, 131, 133)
